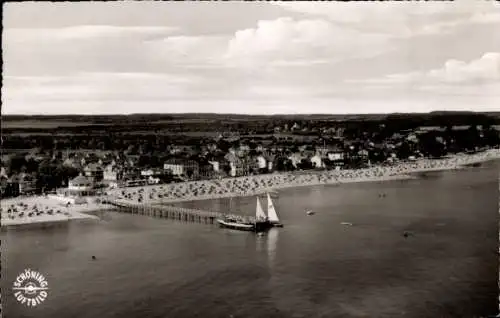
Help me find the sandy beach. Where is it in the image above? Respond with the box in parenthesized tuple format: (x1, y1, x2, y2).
(108, 149, 500, 206)
(0, 195, 109, 228)
(2, 149, 498, 227)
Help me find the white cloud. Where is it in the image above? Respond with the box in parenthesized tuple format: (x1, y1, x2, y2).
(428, 53, 500, 83)
(3, 25, 186, 77)
(469, 11, 500, 24)
(274, 2, 500, 37)
(350, 52, 500, 86)
(2, 72, 199, 103)
(144, 35, 228, 67)
(273, 2, 423, 24)
(3, 3, 499, 114)
(4, 25, 178, 42)
(224, 17, 391, 66)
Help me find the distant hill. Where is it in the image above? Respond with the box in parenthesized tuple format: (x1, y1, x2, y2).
(4, 111, 498, 121)
(2, 111, 499, 132)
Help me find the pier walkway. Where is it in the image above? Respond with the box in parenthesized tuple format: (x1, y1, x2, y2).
(103, 199, 255, 225)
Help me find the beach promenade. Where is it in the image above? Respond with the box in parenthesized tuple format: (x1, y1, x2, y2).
(2, 149, 499, 228)
(109, 149, 500, 206)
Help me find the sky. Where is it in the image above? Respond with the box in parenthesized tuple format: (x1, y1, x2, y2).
(2, 1, 500, 115)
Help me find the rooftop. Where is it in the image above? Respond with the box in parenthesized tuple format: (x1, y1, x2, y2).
(70, 175, 91, 185)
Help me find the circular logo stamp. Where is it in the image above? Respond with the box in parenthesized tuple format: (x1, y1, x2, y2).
(12, 269, 49, 307)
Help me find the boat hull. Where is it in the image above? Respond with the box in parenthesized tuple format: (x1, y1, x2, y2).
(217, 219, 255, 231)
(217, 219, 275, 232)
(255, 222, 273, 232)
(270, 222, 284, 228)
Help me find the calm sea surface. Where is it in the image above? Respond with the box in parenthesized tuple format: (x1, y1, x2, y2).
(2, 162, 499, 318)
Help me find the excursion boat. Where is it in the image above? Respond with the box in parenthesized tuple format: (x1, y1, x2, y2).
(216, 197, 268, 232)
(216, 216, 255, 231)
(217, 193, 283, 231)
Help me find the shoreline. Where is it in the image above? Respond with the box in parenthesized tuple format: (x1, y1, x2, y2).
(2, 149, 499, 228)
(1, 195, 113, 229)
(109, 149, 500, 206)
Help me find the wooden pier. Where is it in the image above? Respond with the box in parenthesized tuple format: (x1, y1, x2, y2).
(103, 200, 255, 225)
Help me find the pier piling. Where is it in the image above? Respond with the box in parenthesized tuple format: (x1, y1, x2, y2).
(103, 200, 251, 226)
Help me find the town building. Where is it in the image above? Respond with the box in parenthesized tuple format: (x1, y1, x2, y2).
(17, 173, 37, 195)
(326, 149, 346, 169)
(224, 151, 252, 177)
(256, 155, 267, 170)
(140, 168, 163, 177)
(310, 154, 324, 169)
(163, 159, 200, 180)
(1, 175, 20, 197)
(56, 174, 96, 198)
(103, 164, 122, 182)
(84, 163, 104, 183)
(288, 152, 304, 168)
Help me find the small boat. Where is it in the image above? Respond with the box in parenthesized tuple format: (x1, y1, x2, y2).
(306, 210, 315, 215)
(402, 231, 414, 238)
(341, 222, 353, 226)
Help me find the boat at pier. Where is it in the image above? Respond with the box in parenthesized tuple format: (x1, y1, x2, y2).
(217, 194, 282, 231)
(216, 216, 255, 231)
(217, 197, 269, 232)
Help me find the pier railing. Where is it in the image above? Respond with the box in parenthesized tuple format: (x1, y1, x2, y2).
(103, 199, 255, 224)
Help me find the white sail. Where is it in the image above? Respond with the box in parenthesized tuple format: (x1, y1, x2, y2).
(255, 197, 267, 220)
(266, 193, 280, 223)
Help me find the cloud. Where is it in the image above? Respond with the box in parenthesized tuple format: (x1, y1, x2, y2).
(224, 17, 391, 66)
(2, 72, 200, 103)
(274, 2, 500, 37)
(144, 35, 228, 67)
(469, 11, 500, 24)
(5, 25, 178, 42)
(428, 53, 500, 83)
(349, 52, 500, 86)
(2, 25, 187, 76)
(3, 3, 499, 115)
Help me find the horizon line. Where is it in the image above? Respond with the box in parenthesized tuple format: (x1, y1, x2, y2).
(2, 110, 496, 117)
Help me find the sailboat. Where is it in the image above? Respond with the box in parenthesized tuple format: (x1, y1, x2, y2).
(216, 196, 271, 232)
(266, 193, 284, 228)
(216, 197, 255, 231)
(254, 196, 272, 232)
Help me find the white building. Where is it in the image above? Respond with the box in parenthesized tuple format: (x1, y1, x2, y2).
(311, 155, 324, 168)
(141, 169, 153, 176)
(163, 163, 184, 176)
(148, 176, 160, 184)
(58, 174, 95, 197)
(267, 161, 273, 171)
(229, 162, 237, 177)
(68, 175, 92, 191)
(327, 152, 344, 161)
(164, 159, 199, 179)
(288, 153, 303, 168)
(103, 164, 119, 181)
(256, 155, 267, 169)
(208, 161, 220, 172)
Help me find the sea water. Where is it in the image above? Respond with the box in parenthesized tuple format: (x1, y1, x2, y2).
(2, 161, 498, 318)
